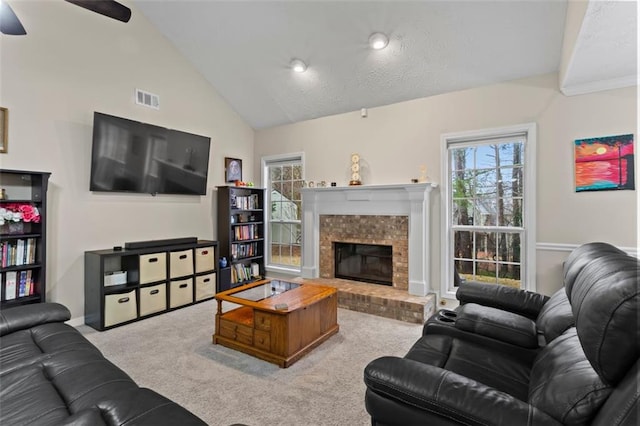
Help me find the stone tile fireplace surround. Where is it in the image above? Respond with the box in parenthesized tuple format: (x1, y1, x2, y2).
(319, 215, 408, 288)
(301, 183, 437, 296)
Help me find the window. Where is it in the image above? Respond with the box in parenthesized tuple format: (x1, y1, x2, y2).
(261, 153, 304, 272)
(441, 124, 536, 298)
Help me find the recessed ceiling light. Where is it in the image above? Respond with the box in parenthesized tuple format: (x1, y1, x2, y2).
(290, 58, 307, 73)
(369, 32, 389, 50)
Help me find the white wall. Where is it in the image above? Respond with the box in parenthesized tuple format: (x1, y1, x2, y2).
(1, 2, 636, 317)
(255, 73, 637, 298)
(0, 1, 254, 319)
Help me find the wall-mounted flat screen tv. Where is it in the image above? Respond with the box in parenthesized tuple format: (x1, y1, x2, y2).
(90, 112, 211, 195)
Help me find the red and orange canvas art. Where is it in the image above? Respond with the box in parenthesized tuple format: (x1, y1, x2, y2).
(574, 134, 635, 192)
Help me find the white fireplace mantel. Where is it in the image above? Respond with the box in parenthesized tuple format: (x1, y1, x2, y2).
(301, 183, 437, 296)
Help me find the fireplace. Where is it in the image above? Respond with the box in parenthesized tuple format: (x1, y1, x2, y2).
(301, 183, 437, 296)
(334, 242, 393, 286)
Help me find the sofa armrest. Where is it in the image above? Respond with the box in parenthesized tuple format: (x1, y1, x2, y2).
(0, 302, 71, 336)
(455, 303, 539, 348)
(364, 356, 560, 426)
(456, 281, 549, 320)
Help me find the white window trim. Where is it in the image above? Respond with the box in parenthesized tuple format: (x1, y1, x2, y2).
(440, 123, 537, 299)
(261, 152, 305, 275)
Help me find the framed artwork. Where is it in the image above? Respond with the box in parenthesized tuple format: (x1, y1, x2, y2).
(0, 107, 7, 154)
(225, 157, 242, 183)
(574, 134, 635, 192)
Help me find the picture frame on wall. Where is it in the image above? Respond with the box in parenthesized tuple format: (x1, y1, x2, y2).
(225, 157, 242, 183)
(0, 107, 8, 154)
(574, 133, 635, 192)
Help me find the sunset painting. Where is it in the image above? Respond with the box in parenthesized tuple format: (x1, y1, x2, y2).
(574, 134, 635, 192)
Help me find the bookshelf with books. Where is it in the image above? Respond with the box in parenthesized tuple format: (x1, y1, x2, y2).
(0, 169, 51, 308)
(216, 186, 265, 292)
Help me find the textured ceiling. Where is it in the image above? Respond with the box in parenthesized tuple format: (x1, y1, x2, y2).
(132, 1, 636, 130)
(561, 0, 638, 94)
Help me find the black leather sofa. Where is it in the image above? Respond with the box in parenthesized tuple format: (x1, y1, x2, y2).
(0, 302, 206, 425)
(364, 242, 639, 425)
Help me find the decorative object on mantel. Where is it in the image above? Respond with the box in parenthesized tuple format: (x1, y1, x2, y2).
(574, 134, 634, 192)
(418, 165, 430, 183)
(349, 153, 362, 186)
(0, 107, 8, 154)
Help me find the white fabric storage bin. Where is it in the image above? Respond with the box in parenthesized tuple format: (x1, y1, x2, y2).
(170, 278, 193, 308)
(170, 249, 194, 278)
(195, 246, 215, 273)
(104, 290, 137, 327)
(139, 283, 167, 316)
(195, 273, 216, 301)
(139, 253, 167, 284)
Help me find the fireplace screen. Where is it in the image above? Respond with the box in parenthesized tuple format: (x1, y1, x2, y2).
(334, 242, 392, 286)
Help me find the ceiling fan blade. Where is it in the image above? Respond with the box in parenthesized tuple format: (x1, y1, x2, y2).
(65, 0, 131, 23)
(0, 2, 27, 35)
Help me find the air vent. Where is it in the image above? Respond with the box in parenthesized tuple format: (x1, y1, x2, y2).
(135, 89, 160, 110)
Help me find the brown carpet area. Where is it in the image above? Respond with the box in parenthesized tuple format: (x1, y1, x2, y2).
(77, 300, 422, 426)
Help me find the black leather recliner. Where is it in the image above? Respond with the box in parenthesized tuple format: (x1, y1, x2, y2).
(364, 243, 639, 425)
(424, 242, 626, 350)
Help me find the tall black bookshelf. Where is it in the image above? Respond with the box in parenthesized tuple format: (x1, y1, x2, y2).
(216, 186, 265, 292)
(0, 169, 51, 308)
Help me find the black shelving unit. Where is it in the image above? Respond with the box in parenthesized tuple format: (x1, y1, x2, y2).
(0, 169, 51, 309)
(84, 240, 218, 331)
(216, 186, 265, 292)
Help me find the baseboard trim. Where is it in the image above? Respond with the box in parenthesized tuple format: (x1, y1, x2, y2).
(66, 316, 85, 327)
(537, 242, 638, 257)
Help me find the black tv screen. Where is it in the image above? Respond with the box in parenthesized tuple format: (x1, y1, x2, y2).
(90, 112, 211, 195)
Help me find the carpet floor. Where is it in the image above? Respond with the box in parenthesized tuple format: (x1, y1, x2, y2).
(78, 300, 422, 426)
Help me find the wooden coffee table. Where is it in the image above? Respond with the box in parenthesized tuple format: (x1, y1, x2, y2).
(212, 279, 339, 368)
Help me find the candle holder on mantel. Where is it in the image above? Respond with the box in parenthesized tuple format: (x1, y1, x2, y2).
(349, 153, 362, 186)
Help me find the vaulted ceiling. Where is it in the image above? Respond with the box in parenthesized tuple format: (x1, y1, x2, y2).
(131, 1, 636, 130)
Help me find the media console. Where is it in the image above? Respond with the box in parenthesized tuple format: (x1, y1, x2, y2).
(85, 238, 218, 331)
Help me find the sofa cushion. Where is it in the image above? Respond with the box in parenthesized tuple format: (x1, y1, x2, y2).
(563, 242, 625, 301)
(0, 363, 72, 426)
(535, 288, 574, 345)
(43, 349, 139, 413)
(0, 322, 102, 375)
(529, 328, 611, 425)
(569, 254, 639, 385)
(405, 334, 531, 402)
(98, 388, 208, 425)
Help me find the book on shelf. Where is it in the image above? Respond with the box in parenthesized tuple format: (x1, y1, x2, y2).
(250, 262, 260, 278)
(233, 194, 260, 210)
(231, 241, 260, 260)
(5, 271, 17, 300)
(233, 224, 259, 241)
(18, 271, 27, 297)
(17, 270, 34, 297)
(0, 238, 37, 268)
